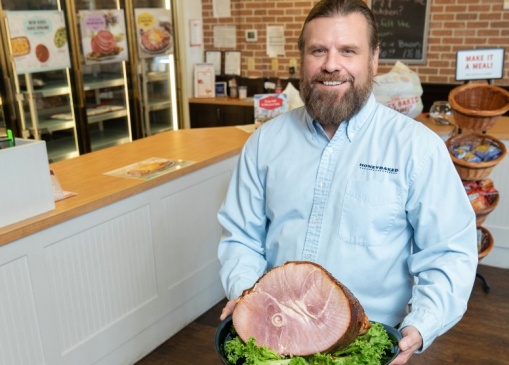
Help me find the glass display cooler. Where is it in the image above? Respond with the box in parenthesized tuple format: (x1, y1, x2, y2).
(0, 0, 181, 162)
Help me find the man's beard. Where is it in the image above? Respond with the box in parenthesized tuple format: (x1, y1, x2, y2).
(300, 65, 374, 126)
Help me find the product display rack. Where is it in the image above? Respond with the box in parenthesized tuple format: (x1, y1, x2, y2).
(19, 70, 80, 162)
(0, 0, 182, 162)
(447, 82, 509, 292)
(139, 57, 175, 136)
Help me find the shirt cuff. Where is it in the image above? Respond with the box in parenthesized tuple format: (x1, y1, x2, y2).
(400, 308, 441, 353)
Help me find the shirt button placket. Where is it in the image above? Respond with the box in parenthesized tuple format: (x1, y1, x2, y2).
(301, 144, 335, 262)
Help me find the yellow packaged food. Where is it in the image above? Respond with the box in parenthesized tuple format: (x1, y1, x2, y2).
(10, 37, 30, 57)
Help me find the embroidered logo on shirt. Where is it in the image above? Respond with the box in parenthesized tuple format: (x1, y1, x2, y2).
(359, 163, 399, 174)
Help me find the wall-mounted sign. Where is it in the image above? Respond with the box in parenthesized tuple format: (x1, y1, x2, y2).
(224, 50, 241, 76)
(6, 10, 70, 74)
(135, 8, 173, 59)
(455, 48, 505, 81)
(369, 0, 430, 64)
(205, 50, 222, 75)
(79, 10, 128, 65)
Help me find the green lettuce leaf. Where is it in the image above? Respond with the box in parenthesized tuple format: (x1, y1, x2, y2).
(224, 322, 395, 365)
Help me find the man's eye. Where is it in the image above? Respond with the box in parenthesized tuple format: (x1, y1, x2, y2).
(312, 49, 326, 55)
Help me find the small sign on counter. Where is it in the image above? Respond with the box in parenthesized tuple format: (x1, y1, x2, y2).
(194, 63, 215, 98)
(50, 170, 76, 201)
(455, 48, 505, 81)
(254, 93, 288, 127)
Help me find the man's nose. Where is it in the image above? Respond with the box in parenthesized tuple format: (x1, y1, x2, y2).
(321, 51, 343, 73)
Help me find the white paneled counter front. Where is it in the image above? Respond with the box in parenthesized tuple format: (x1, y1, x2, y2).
(0, 127, 251, 365)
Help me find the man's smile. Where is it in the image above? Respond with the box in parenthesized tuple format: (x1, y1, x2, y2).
(322, 80, 345, 86)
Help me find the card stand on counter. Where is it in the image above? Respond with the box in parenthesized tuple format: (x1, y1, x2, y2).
(446, 83, 509, 293)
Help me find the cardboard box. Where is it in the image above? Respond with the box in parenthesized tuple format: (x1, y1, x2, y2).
(0, 139, 55, 228)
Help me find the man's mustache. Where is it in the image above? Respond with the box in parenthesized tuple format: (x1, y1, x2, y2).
(311, 72, 353, 84)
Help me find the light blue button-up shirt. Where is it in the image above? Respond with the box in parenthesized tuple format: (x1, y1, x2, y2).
(218, 94, 478, 351)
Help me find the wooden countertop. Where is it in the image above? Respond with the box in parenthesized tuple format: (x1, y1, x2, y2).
(0, 127, 251, 246)
(2, 114, 508, 247)
(188, 97, 254, 107)
(416, 114, 509, 140)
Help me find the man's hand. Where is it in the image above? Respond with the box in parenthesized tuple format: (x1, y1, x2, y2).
(389, 325, 423, 365)
(219, 299, 237, 321)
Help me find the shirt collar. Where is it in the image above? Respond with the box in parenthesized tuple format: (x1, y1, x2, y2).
(304, 93, 378, 142)
(345, 93, 377, 142)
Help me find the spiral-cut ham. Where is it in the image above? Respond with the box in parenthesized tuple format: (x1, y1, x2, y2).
(91, 30, 117, 55)
(232, 261, 371, 356)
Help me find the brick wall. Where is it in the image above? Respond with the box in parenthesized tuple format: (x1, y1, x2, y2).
(201, 0, 509, 86)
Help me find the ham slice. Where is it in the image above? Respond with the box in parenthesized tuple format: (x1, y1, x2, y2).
(232, 261, 371, 356)
(91, 30, 117, 55)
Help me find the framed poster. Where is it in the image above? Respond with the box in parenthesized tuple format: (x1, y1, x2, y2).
(224, 50, 241, 76)
(194, 63, 215, 98)
(135, 8, 173, 59)
(79, 10, 128, 65)
(205, 50, 222, 75)
(189, 19, 203, 47)
(455, 48, 505, 81)
(6, 10, 71, 74)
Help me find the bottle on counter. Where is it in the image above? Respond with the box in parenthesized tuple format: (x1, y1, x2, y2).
(275, 79, 283, 94)
(229, 78, 238, 98)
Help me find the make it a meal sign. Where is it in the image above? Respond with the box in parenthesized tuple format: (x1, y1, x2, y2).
(254, 93, 288, 127)
(456, 48, 505, 81)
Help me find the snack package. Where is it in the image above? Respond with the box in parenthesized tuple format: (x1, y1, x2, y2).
(451, 141, 502, 162)
(474, 143, 501, 161)
(477, 228, 489, 252)
(463, 179, 498, 212)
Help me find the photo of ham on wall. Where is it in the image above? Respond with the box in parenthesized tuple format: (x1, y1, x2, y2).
(134, 8, 173, 59)
(79, 10, 128, 65)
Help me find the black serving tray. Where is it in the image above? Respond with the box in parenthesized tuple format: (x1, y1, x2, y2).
(214, 315, 402, 365)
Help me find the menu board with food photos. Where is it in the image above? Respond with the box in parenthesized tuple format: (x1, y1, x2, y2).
(79, 9, 128, 65)
(6, 10, 70, 74)
(134, 8, 173, 59)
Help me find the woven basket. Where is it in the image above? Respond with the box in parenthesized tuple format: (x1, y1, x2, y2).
(475, 192, 499, 226)
(448, 83, 509, 131)
(477, 226, 494, 261)
(446, 133, 507, 180)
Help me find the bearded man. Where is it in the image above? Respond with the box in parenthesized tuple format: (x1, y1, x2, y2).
(217, 1, 477, 364)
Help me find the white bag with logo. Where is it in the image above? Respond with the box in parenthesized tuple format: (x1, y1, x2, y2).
(373, 61, 423, 118)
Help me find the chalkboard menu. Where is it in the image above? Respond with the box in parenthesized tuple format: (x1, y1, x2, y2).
(371, 0, 431, 64)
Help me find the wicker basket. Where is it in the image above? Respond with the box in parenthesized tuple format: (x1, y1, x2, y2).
(475, 192, 499, 226)
(477, 226, 494, 261)
(448, 83, 509, 131)
(446, 133, 507, 180)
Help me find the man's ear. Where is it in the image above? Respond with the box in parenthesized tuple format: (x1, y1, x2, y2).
(372, 46, 380, 76)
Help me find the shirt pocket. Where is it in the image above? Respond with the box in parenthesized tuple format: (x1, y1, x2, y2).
(338, 179, 403, 247)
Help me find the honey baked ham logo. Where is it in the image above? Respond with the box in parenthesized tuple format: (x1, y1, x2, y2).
(359, 163, 399, 174)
